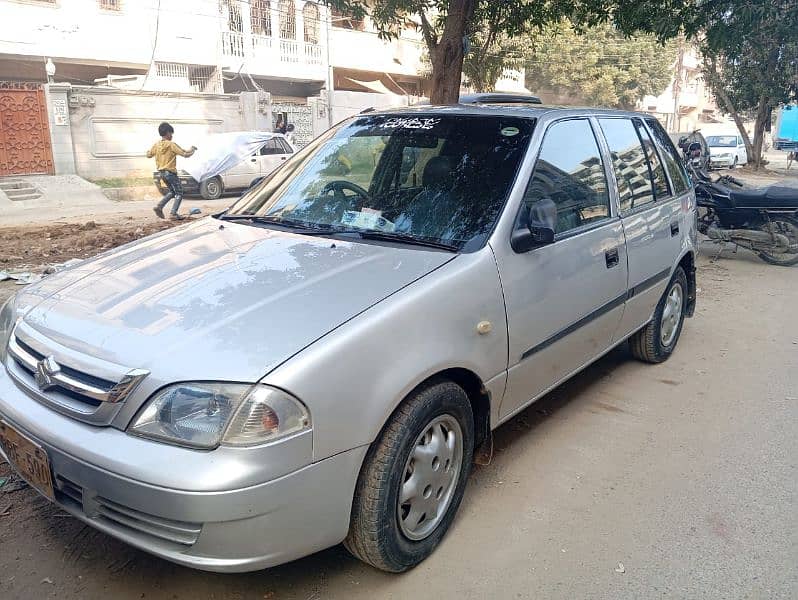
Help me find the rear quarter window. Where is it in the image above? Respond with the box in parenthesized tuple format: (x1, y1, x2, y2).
(645, 119, 690, 195)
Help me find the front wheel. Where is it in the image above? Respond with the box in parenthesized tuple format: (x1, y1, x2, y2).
(200, 176, 223, 200)
(758, 217, 798, 266)
(344, 380, 474, 572)
(629, 266, 687, 364)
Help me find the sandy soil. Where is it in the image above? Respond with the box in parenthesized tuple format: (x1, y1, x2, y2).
(0, 219, 178, 271)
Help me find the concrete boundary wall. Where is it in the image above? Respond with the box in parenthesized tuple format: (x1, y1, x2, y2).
(63, 86, 270, 179)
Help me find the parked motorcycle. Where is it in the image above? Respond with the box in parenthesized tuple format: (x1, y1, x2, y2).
(688, 163, 798, 266)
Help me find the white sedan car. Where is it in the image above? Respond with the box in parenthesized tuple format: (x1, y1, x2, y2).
(154, 133, 295, 199)
(707, 134, 748, 169)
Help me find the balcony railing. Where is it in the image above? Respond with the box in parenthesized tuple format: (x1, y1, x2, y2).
(222, 32, 322, 70)
(305, 43, 322, 65)
(222, 31, 245, 58)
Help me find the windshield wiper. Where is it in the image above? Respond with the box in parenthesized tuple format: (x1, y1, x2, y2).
(217, 215, 458, 251)
(323, 229, 459, 252)
(218, 214, 329, 233)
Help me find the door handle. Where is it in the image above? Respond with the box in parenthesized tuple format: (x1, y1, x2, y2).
(605, 247, 619, 269)
(670, 221, 680, 236)
(281, 156, 287, 160)
(250, 158, 257, 163)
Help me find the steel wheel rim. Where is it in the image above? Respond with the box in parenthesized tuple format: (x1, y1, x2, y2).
(207, 181, 220, 196)
(660, 282, 683, 346)
(761, 220, 798, 263)
(397, 414, 463, 541)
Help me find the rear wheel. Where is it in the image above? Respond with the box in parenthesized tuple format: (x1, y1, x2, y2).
(344, 380, 474, 572)
(630, 266, 687, 364)
(758, 217, 798, 266)
(200, 177, 223, 200)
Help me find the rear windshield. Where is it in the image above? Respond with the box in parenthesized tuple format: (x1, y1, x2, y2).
(227, 114, 535, 251)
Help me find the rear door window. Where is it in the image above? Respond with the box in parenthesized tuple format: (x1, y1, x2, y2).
(598, 118, 656, 212)
(645, 119, 690, 195)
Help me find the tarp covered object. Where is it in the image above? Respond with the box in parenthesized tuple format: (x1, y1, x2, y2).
(182, 131, 275, 183)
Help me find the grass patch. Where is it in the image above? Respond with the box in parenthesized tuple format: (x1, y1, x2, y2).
(90, 177, 153, 188)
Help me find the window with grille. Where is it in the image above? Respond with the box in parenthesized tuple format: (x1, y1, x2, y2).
(302, 2, 320, 44)
(220, 0, 244, 32)
(154, 63, 222, 94)
(98, 0, 122, 10)
(278, 0, 295, 39)
(251, 0, 272, 36)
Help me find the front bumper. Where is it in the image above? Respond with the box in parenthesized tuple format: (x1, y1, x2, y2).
(152, 172, 201, 196)
(0, 369, 367, 572)
(709, 156, 734, 168)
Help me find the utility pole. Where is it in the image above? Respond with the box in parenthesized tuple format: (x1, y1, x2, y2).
(325, 8, 334, 128)
(671, 40, 685, 133)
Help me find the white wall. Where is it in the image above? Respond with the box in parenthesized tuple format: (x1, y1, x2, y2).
(67, 86, 261, 178)
(0, 0, 158, 66)
(330, 28, 424, 76)
(330, 90, 409, 124)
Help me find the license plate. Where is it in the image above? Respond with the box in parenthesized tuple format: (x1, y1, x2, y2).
(0, 420, 55, 501)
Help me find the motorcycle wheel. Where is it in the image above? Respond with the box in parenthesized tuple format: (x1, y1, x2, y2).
(758, 217, 798, 266)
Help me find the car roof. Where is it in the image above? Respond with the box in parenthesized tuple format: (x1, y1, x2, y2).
(361, 103, 650, 121)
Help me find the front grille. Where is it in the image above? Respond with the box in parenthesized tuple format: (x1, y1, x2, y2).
(6, 327, 149, 425)
(10, 336, 114, 409)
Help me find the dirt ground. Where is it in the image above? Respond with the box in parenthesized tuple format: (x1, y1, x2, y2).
(0, 219, 179, 271)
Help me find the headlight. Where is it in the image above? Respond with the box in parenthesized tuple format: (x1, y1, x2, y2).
(0, 294, 19, 364)
(128, 382, 310, 449)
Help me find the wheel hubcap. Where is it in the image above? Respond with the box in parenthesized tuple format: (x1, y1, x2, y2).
(397, 415, 463, 541)
(660, 282, 683, 346)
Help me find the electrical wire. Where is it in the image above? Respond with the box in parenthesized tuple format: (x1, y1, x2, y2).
(136, 0, 162, 91)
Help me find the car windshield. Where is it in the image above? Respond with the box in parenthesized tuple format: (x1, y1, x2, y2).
(224, 113, 535, 251)
(706, 135, 737, 147)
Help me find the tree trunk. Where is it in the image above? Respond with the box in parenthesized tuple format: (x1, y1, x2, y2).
(750, 96, 770, 170)
(429, 0, 475, 104)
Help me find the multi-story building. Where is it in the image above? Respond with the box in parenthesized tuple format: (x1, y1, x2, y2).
(639, 46, 721, 133)
(0, 0, 429, 177)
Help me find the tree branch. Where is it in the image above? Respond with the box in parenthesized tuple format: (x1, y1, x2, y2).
(418, 10, 438, 54)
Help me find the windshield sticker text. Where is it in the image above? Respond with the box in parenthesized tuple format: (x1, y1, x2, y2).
(382, 117, 440, 130)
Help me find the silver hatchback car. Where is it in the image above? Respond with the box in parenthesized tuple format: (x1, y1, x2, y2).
(0, 104, 697, 573)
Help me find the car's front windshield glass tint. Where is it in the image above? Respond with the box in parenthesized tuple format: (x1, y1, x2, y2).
(226, 114, 535, 251)
(706, 135, 737, 147)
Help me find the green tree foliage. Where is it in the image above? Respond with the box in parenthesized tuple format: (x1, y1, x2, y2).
(524, 21, 676, 108)
(696, 1, 798, 169)
(323, 1, 688, 104)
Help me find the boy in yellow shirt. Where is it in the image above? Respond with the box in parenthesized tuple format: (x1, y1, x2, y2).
(147, 122, 196, 220)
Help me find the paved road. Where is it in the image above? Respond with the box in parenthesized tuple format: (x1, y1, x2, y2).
(1, 248, 796, 599)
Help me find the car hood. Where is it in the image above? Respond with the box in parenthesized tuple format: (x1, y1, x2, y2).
(17, 219, 455, 383)
(709, 146, 734, 156)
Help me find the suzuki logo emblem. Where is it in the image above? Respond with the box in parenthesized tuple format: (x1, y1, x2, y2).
(35, 355, 61, 392)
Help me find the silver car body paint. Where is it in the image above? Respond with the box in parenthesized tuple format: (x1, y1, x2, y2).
(0, 105, 697, 572)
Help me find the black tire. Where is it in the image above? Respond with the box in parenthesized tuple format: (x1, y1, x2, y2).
(344, 380, 474, 572)
(729, 156, 738, 170)
(757, 217, 798, 266)
(629, 266, 688, 364)
(200, 177, 223, 200)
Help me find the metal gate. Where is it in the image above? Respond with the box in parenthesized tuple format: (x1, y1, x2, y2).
(272, 102, 314, 148)
(0, 82, 54, 176)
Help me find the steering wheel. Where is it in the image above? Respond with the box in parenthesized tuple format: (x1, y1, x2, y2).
(320, 180, 370, 202)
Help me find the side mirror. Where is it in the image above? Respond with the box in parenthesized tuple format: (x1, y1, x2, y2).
(511, 199, 557, 253)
